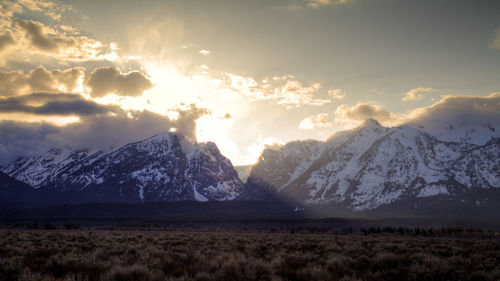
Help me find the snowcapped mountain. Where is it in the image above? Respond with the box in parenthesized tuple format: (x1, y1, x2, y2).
(2, 119, 499, 215)
(1, 146, 100, 188)
(245, 119, 500, 210)
(1, 133, 243, 204)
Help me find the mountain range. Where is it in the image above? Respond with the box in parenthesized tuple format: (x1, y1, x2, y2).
(1, 133, 243, 205)
(243, 119, 500, 210)
(1, 118, 499, 218)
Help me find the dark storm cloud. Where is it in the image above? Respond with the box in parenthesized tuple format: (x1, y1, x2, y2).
(0, 93, 114, 116)
(87, 67, 153, 97)
(0, 105, 209, 164)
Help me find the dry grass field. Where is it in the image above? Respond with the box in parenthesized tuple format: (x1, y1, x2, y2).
(0, 229, 499, 281)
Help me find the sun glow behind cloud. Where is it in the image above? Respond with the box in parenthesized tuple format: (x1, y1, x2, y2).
(1, 0, 499, 167)
(90, 59, 254, 164)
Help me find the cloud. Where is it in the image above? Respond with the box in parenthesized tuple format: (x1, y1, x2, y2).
(224, 73, 329, 108)
(0, 105, 209, 164)
(402, 87, 435, 101)
(0, 66, 86, 97)
(299, 113, 332, 129)
(0, 65, 152, 99)
(17, 0, 73, 22)
(407, 93, 500, 128)
(172, 104, 210, 142)
(87, 67, 153, 97)
(0, 30, 14, 52)
(243, 136, 284, 165)
(404, 93, 500, 144)
(18, 20, 71, 51)
(14, 20, 116, 61)
(0, 93, 115, 116)
(492, 28, 500, 50)
(328, 88, 346, 100)
(0, 120, 61, 165)
(334, 103, 404, 125)
(198, 49, 210, 56)
(305, 0, 354, 8)
(333, 94, 500, 143)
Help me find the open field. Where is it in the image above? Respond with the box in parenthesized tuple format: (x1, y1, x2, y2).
(1, 230, 500, 281)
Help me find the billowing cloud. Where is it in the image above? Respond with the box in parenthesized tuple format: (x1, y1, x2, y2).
(402, 87, 435, 101)
(405, 93, 500, 143)
(299, 113, 332, 129)
(17, 20, 116, 61)
(333, 94, 500, 144)
(0, 105, 209, 164)
(87, 67, 153, 97)
(328, 89, 346, 100)
(0, 66, 85, 97)
(334, 103, 404, 125)
(18, 20, 72, 52)
(0, 93, 115, 116)
(225, 73, 329, 108)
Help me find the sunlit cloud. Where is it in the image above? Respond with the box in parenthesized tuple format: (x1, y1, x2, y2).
(196, 114, 240, 163)
(0, 2, 116, 65)
(16, 20, 117, 62)
(334, 102, 405, 126)
(243, 136, 284, 165)
(402, 87, 435, 102)
(198, 49, 210, 56)
(305, 0, 354, 8)
(0, 66, 85, 97)
(299, 113, 332, 129)
(224, 73, 329, 108)
(328, 88, 346, 100)
(16, 0, 73, 21)
(87, 67, 153, 98)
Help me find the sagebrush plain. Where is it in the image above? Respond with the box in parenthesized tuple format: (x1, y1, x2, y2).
(1, 229, 500, 281)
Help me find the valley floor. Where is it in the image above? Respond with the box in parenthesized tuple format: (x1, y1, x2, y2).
(0, 229, 499, 281)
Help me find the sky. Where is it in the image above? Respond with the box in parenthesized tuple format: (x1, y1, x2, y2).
(0, 0, 499, 165)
